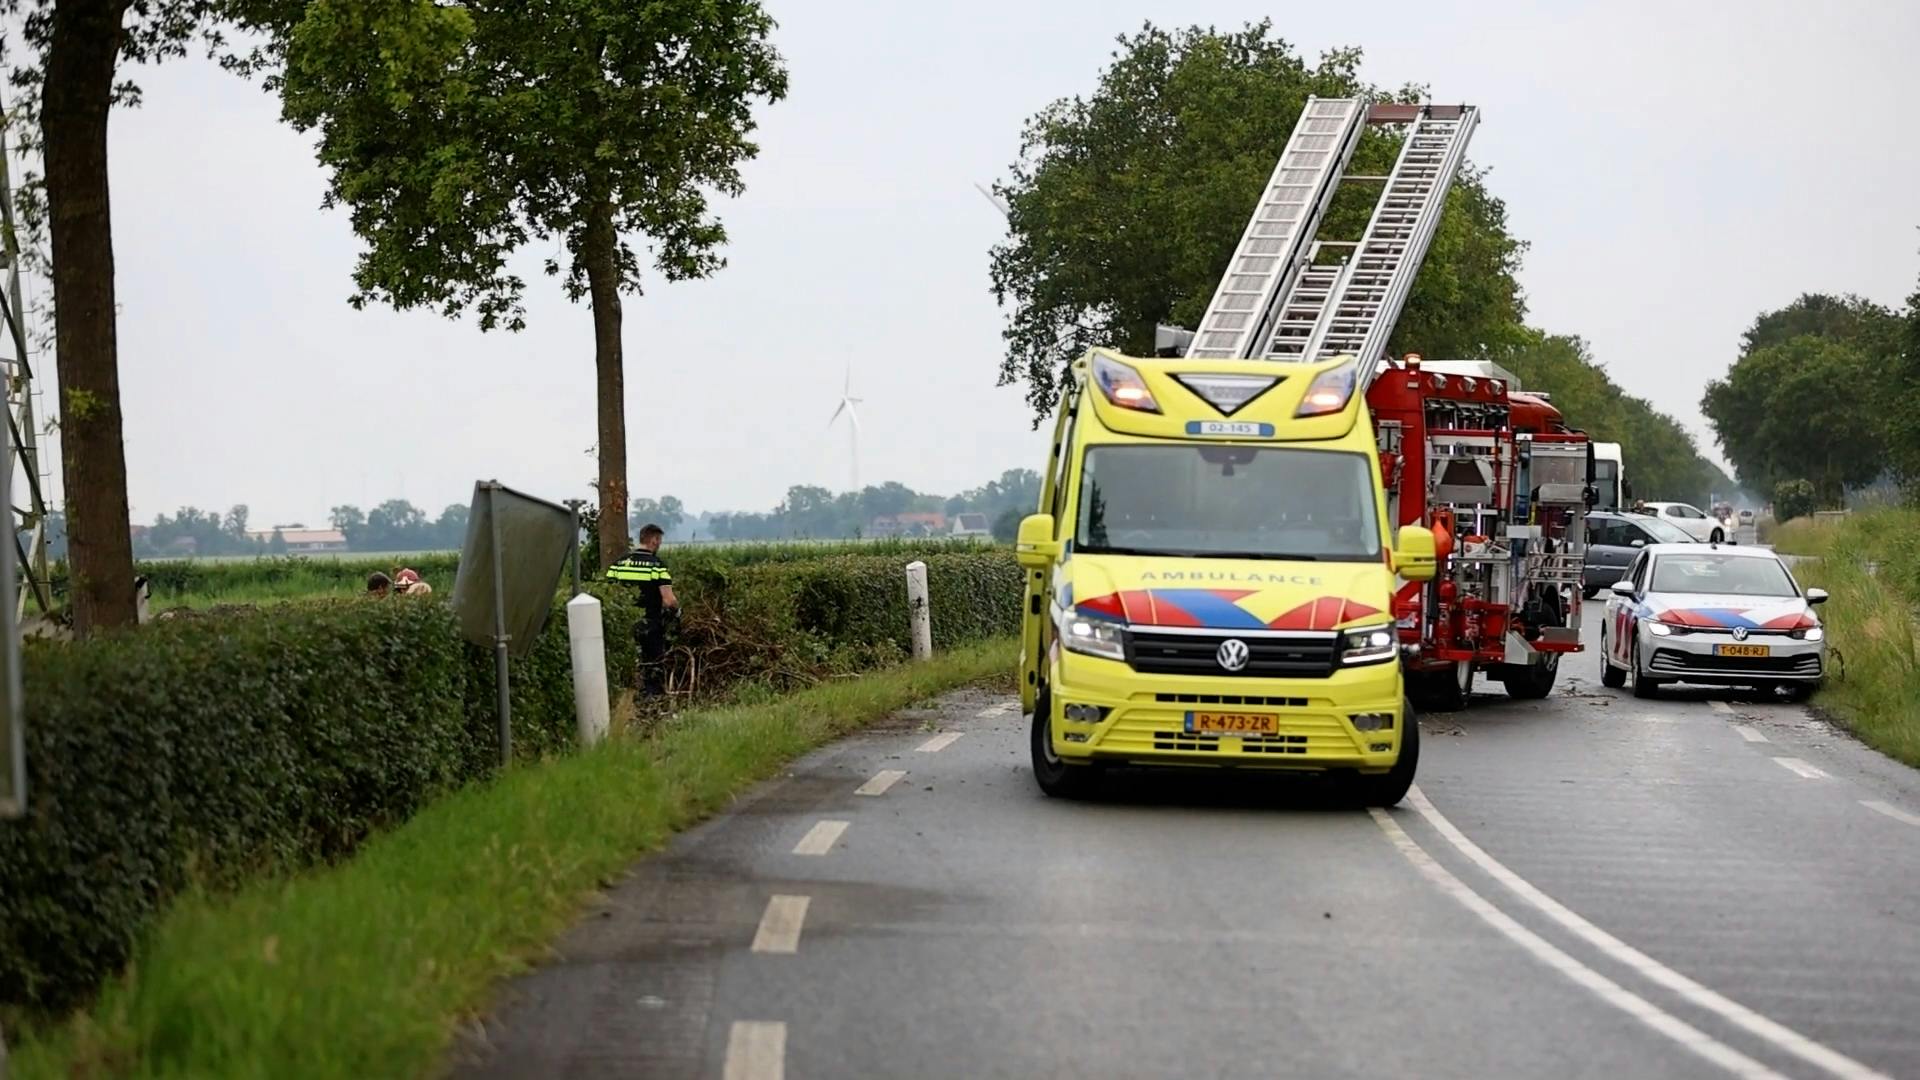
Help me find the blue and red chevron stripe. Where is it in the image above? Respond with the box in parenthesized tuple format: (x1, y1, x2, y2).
(1656, 605, 1815, 631)
(1075, 588, 1381, 630)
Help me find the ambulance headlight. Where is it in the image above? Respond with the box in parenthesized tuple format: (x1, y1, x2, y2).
(1092, 354, 1160, 413)
(1061, 615, 1127, 661)
(1297, 357, 1359, 417)
(1341, 623, 1397, 666)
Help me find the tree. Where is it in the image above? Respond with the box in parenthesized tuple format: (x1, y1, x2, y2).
(987, 21, 1527, 420)
(1706, 293, 1904, 497)
(268, 0, 787, 570)
(224, 503, 249, 538)
(991, 505, 1022, 543)
(1702, 335, 1883, 505)
(5, 0, 240, 629)
(434, 503, 469, 549)
(631, 495, 685, 535)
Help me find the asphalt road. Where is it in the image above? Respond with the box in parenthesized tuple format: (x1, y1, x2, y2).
(453, 612, 1920, 1080)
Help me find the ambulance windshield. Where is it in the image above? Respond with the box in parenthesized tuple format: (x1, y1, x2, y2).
(1075, 445, 1381, 561)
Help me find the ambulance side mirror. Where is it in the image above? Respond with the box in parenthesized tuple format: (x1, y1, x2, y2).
(1014, 514, 1061, 569)
(1394, 525, 1438, 582)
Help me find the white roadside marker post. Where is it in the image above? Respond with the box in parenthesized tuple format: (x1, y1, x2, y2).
(905, 560, 933, 661)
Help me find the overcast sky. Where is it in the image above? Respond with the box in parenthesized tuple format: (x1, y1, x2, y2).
(20, 0, 1920, 527)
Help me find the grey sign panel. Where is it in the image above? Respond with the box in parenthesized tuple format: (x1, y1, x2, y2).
(450, 482, 573, 660)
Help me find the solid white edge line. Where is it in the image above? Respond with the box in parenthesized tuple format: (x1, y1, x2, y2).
(791, 819, 849, 856)
(855, 769, 907, 796)
(1733, 725, 1769, 743)
(751, 895, 811, 954)
(1368, 809, 1785, 1080)
(1860, 800, 1920, 827)
(1406, 786, 1892, 1080)
(1711, 700, 1735, 714)
(916, 732, 965, 753)
(1771, 756, 1829, 780)
(724, 1020, 786, 1080)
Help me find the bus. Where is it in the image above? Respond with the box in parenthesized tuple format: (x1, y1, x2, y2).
(1592, 442, 1623, 511)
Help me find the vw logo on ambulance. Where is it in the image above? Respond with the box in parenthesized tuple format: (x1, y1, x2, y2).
(1216, 639, 1250, 672)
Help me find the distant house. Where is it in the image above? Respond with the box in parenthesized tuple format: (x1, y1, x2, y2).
(870, 511, 948, 538)
(247, 527, 350, 554)
(950, 512, 991, 538)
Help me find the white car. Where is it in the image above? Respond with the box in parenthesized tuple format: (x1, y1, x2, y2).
(1638, 501, 1728, 544)
(1599, 544, 1827, 700)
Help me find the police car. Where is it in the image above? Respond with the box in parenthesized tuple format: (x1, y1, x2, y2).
(1599, 543, 1827, 700)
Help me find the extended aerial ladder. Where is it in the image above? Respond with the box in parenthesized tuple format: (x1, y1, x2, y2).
(1177, 98, 1590, 706)
(1187, 99, 1479, 373)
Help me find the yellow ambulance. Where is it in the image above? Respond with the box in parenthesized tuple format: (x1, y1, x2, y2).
(1013, 349, 1435, 804)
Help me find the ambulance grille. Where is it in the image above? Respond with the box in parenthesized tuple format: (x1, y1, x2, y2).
(1129, 631, 1337, 678)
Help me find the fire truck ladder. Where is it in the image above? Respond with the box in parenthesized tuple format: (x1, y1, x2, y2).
(1267, 104, 1479, 367)
(1184, 98, 1367, 360)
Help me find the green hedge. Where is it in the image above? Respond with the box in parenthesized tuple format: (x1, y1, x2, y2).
(0, 548, 1016, 1014)
(0, 585, 639, 1013)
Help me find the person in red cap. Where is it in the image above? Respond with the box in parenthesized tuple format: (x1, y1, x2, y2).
(392, 568, 433, 596)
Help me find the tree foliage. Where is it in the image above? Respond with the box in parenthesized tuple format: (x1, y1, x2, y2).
(1702, 293, 1903, 503)
(263, 0, 787, 568)
(986, 21, 1526, 418)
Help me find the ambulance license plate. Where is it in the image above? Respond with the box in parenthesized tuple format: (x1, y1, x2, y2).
(1185, 421, 1276, 438)
(1187, 711, 1280, 735)
(1714, 644, 1770, 657)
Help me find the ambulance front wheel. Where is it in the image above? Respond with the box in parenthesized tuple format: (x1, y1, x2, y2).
(1347, 700, 1420, 807)
(1031, 685, 1102, 799)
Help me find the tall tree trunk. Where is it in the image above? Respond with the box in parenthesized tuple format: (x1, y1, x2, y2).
(584, 196, 627, 569)
(44, 0, 137, 634)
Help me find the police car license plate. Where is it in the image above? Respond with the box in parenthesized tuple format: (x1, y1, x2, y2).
(1187, 711, 1279, 735)
(1715, 644, 1770, 657)
(1185, 421, 1275, 438)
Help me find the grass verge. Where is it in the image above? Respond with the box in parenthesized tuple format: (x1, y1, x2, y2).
(11, 638, 1017, 1079)
(1788, 509, 1920, 769)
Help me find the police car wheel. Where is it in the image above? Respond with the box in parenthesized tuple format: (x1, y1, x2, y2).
(1600, 630, 1627, 688)
(1631, 630, 1662, 698)
(1030, 686, 1101, 799)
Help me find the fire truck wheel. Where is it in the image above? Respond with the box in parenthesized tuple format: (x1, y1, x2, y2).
(1030, 686, 1102, 799)
(1348, 700, 1420, 808)
(1498, 655, 1559, 699)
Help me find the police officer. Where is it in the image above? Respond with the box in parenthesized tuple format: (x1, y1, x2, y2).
(605, 523, 679, 697)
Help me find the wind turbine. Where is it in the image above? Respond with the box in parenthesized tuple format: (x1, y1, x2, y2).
(828, 363, 862, 492)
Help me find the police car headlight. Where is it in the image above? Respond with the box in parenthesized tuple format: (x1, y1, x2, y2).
(1647, 621, 1673, 637)
(1797, 627, 1824, 642)
(1341, 624, 1397, 666)
(1061, 616, 1127, 661)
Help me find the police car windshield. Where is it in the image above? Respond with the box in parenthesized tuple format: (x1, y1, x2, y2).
(1650, 553, 1798, 597)
(1075, 445, 1381, 561)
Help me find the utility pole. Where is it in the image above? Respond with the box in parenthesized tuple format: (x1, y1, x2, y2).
(0, 90, 52, 618)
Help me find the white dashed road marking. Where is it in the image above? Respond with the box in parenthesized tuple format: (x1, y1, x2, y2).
(792, 820, 849, 856)
(855, 769, 907, 796)
(1733, 725, 1769, 743)
(916, 732, 965, 753)
(1861, 800, 1920, 827)
(724, 1021, 786, 1080)
(1710, 701, 1734, 714)
(751, 895, 811, 954)
(1772, 757, 1829, 780)
(1370, 809, 1787, 1079)
(1406, 786, 1892, 1080)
